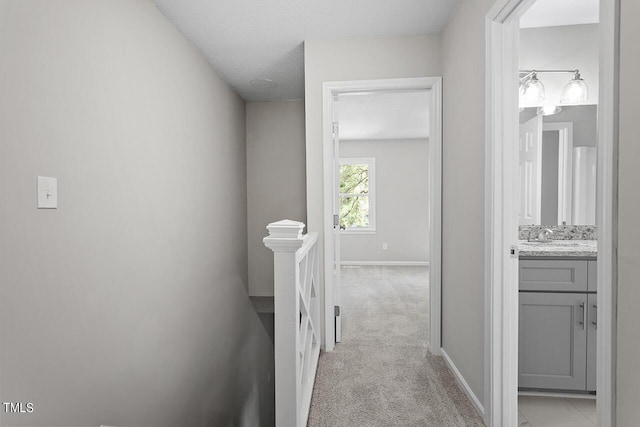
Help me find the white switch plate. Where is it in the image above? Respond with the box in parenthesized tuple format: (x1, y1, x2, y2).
(37, 176, 58, 209)
(382, 242, 388, 250)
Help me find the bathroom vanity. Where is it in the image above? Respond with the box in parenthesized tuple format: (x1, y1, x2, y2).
(517, 104, 599, 394)
(518, 239, 597, 393)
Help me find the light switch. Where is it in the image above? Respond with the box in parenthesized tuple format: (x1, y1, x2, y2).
(37, 176, 58, 209)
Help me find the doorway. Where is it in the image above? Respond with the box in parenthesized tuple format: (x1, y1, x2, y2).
(337, 89, 430, 347)
(321, 77, 443, 354)
(485, 0, 618, 426)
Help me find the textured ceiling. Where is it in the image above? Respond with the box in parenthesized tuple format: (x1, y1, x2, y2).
(520, 0, 599, 28)
(153, 0, 459, 101)
(339, 91, 430, 141)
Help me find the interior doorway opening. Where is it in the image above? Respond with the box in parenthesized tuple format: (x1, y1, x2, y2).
(485, 0, 618, 426)
(335, 89, 431, 345)
(321, 77, 443, 355)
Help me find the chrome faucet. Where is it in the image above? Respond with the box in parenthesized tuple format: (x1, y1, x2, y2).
(537, 228, 554, 241)
(527, 228, 554, 242)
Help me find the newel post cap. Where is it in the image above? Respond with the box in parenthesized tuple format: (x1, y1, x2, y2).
(263, 219, 306, 252)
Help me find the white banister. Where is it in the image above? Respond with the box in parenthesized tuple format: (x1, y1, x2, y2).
(264, 219, 321, 427)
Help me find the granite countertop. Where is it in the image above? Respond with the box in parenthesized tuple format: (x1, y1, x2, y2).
(518, 240, 598, 258)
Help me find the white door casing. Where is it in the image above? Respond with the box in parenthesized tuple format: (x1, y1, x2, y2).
(322, 77, 443, 354)
(519, 115, 542, 225)
(486, 0, 618, 426)
(518, 118, 574, 226)
(332, 95, 342, 343)
(543, 122, 574, 225)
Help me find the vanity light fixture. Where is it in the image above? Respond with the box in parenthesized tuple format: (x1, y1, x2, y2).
(519, 71, 545, 103)
(519, 69, 589, 105)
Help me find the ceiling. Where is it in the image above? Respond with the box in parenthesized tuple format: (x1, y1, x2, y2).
(520, 0, 599, 28)
(338, 91, 430, 141)
(153, 0, 459, 101)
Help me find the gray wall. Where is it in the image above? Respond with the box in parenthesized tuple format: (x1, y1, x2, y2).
(541, 131, 560, 225)
(304, 34, 442, 346)
(0, 1, 273, 426)
(617, 0, 640, 423)
(520, 105, 598, 147)
(246, 101, 307, 296)
(441, 0, 495, 406)
(340, 139, 429, 263)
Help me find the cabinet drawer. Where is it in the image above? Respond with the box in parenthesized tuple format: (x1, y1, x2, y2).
(519, 260, 588, 292)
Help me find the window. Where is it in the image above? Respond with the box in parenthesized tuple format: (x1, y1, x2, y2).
(339, 158, 375, 232)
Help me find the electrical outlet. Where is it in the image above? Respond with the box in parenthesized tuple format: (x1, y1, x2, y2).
(382, 243, 388, 250)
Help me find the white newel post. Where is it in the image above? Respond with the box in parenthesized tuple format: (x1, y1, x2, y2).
(264, 219, 305, 427)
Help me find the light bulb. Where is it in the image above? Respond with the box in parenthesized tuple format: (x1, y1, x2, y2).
(520, 73, 545, 104)
(561, 73, 588, 103)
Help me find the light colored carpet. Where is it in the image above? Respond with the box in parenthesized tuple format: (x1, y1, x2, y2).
(307, 265, 485, 427)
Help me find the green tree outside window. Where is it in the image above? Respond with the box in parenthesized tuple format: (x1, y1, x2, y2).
(339, 163, 371, 229)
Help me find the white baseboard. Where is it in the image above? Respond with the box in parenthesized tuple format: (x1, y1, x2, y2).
(440, 347, 485, 416)
(340, 261, 430, 267)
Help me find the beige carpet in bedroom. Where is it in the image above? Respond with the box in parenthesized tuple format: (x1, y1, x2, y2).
(307, 265, 485, 427)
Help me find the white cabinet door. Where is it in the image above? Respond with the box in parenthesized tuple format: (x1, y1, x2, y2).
(519, 292, 587, 390)
(519, 115, 543, 225)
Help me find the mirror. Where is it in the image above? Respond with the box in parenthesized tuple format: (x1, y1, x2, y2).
(519, 105, 597, 226)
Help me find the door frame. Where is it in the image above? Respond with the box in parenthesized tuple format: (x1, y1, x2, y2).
(542, 122, 574, 225)
(519, 115, 543, 225)
(485, 1, 619, 426)
(321, 77, 443, 353)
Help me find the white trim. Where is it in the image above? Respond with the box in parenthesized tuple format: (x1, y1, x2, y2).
(441, 348, 485, 416)
(429, 78, 443, 357)
(322, 82, 336, 352)
(340, 229, 377, 235)
(340, 261, 430, 267)
(596, 0, 619, 426)
(485, 1, 618, 427)
(322, 77, 443, 356)
(485, 2, 526, 425)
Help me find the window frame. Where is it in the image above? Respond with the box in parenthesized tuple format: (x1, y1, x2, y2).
(338, 157, 376, 234)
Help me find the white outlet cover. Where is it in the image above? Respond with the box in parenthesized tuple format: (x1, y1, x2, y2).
(37, 176, 58, 209)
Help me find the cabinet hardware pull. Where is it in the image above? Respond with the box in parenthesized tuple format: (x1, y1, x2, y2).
(592, 304, 597, 328)
(579, 303, 586, 329)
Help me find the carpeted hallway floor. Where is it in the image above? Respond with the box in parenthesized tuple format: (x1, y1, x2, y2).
(307, 265, 485, 426)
